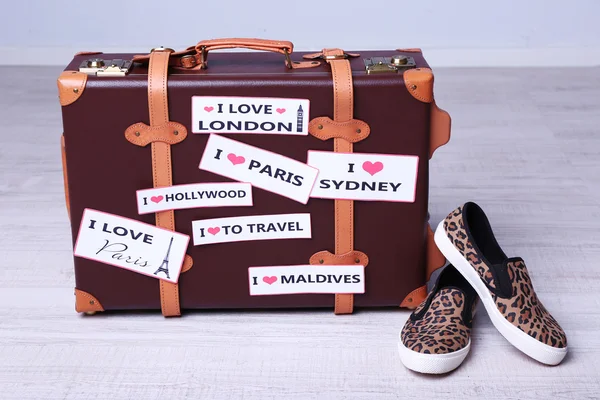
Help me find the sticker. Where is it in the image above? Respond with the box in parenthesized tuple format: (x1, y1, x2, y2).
(73, 209, 189, 283)
(199, 134, 319, 204)
(307, 151, 419, 202)
(248, 265, 365, 296)
(192, 96, 310, 136)
(192, 213, 311, 246)
(136, 182, 253, 215)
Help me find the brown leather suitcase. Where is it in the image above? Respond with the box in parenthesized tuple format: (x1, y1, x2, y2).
(58, 38, 451, 316)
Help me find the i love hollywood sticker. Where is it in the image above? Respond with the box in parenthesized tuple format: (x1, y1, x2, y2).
(307, 151, 420, 202)
(248, 265, 365, 296)
(73, 209, 189, 284)
(192, 96, 310, 136)
(199, 134, 319, 204)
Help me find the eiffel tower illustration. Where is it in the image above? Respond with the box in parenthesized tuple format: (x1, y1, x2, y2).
(154, 236, 173, 279)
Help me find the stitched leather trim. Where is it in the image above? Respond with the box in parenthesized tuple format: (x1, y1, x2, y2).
(309, 250, 369, 267)
(404, 68, 434, 103)
(400, 285, 428, 309)
(125, 122, 187, 147)
(429, 101, 451, 158)
(61, 135, 70, 220)
(426, 223, 446, 279)
(75, 288, 105, 313)
(181, 254, 194, 273)
(57, 71, 87, 106)
(308, 117, 370, 142)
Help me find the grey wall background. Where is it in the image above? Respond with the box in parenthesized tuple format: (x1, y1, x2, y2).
(1, 0, 599, 66)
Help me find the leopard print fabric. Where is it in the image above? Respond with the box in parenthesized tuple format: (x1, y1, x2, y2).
(443, 205, 567, 349)
(401, 288, 471, 354)
(494, 259, 567, 348)
(443, 206, 498, 290)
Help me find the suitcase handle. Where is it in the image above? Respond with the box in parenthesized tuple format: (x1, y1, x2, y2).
(195, 38, 294, 69)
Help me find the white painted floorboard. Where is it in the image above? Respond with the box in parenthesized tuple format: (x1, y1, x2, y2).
(0, 66, 599, 399)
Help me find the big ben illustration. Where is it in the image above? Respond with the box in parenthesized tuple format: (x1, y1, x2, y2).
(296, 105, 304, 133)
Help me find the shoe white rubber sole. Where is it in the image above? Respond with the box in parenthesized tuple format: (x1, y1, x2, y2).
(434, 220, 567, 366)
(398, 335, 471, 374)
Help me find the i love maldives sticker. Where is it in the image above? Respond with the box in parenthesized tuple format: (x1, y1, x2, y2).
(192, 96, 310, 136)
(307, 151, 419, 202)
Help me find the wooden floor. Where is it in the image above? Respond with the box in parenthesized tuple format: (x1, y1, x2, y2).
(1, 66, 599, 399)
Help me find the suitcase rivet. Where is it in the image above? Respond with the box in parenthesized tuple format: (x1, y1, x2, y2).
(173, 130, 179, 135)
(410, 84, 417, 90)
(135, 131, 141, 137)
(89, 300, 95, 305)
(319, 259, 324, 264)
(73, 88, 79, 93)
(356, 129, 361, 134)
(354, 258, 360, 263)
(311, 61, 319, 65)
(407, 298, 413, 303)
(317, 124, 323, 130)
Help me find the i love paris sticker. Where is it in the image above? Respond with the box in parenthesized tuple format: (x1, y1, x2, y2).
(73, 209, 189, 283)
(248, 265, 365, 296)
(307, 151, 419, 202)
(199, 134, 318, 204)
(192, 96, 310, 136)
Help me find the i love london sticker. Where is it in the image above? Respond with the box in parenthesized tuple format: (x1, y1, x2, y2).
(192, 96, 310, 136)
(248, 265, 365, 296)
(192, 213, 311, 246)
(73, 209, 189, 283)
(136, 182, 253, 215)
(307, 151, 419, 202)
(199, 134, 319, 204)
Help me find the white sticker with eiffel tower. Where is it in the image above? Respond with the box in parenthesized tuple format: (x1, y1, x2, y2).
(73, 209, 190, 283)
(192, 96, 310, 135)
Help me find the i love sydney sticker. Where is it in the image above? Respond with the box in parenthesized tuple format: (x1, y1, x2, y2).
(307, 151, 419, 202)
(248, 265, 365, 296)
(192, 213, 311, 246)
(199, 134, 318, 204)
(136, 182, 252, 215)
(74, 209, 189, 283)
(192, 96, 310, 136)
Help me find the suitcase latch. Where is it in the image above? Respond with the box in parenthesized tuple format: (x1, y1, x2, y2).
(79, 58, 133, 77)
(363, 55, 416, 74)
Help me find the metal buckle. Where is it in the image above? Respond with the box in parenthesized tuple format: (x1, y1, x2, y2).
(199, 46, 208, 69)
(150, 46, 175, 53)
(322, 53, 349, 60)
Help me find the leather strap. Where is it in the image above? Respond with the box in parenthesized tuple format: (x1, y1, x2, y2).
(324, 49, 356, 315)
(147, 50, 181, 317)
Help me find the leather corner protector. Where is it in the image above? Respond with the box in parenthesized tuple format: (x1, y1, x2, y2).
(181, 254, 193, 273)
(308, 117, 370, 142)
(400, 285, 427, 309)
(75, 51, 103, 56)
(404, 68, 434, 103)
(429, 101, 451, 159)
(426, 224, 446, 279)
(75, 288, 105, 313)
(57, 71, 87, 106)
(396, 48, 422, 53)
(61, 135, 70, 220)
(309, 250, 369, 267)
(125, 122, 187, 147)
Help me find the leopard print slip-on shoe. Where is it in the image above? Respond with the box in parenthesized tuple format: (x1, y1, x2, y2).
(399, 265, 478, 374)
(434, 202, 567, 365)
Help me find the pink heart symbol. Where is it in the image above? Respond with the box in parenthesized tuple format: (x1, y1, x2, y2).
(263, 276, 277, 285)
(207, 227, 220, 235)
(227, 153, 246, 165)
(276, 108, 286, 114)
(150, 195, 164, 203)
(204, 106, 214, 112)
(362, 161, 384, 176)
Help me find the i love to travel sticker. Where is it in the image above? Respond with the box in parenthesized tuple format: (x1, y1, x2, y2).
(192, 213, 311, 246)
(199, 134, 319, 204)
(73, 209, 189, 283)
(248, 265, 365, 296)
(192, 96, 310, 136)
(136, 182, 253, 215)
(307, 151, 420, 202)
